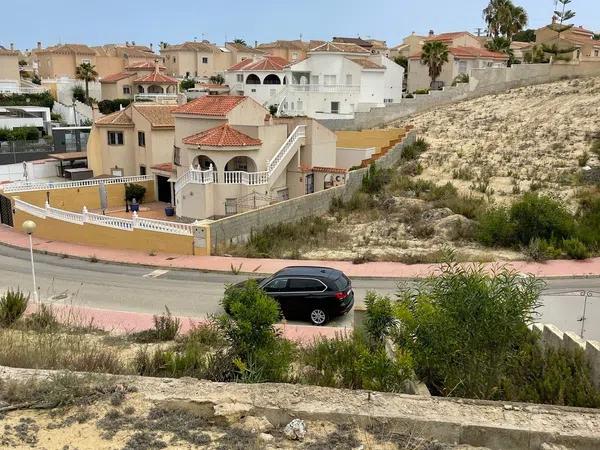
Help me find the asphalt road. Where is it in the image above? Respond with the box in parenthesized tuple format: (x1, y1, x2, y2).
(0, 245, 599, 339)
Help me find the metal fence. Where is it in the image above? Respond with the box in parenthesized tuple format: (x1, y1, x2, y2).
(0, 139, 54, 164)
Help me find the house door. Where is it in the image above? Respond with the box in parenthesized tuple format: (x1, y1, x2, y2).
(305, 174, 314, 194)
(0, 195, 13, 227)
(157, 176, 171, 203)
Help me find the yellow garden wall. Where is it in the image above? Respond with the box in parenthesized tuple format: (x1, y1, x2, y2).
(13, 209, 196, 256)
(6, 181, 155, 212)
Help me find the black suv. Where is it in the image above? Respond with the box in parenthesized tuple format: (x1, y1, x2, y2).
(234, 266, 354, 326)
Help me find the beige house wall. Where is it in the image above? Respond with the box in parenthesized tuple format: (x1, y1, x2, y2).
(0, 54, 19, 80)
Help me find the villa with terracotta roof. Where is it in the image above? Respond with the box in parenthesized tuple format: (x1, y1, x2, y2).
(406, 31, 508, 92)
(535, 23, 600, 62)
(256, 40, 309, 62)
(160, 41, 263, 79)
(226, 41, 404, 119)
(87, 103, 178, 202)
(100, 61, 178, 101)
(86, 95, 353, 219)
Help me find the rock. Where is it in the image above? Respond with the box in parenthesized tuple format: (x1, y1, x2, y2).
(421, 207, 453, 222)
(232, 416, 273, 434)
(434, 215, 475, 241)
(283, 418, 306, 441)
(213, 402, 253, 424)
(258, 433, 274, 442)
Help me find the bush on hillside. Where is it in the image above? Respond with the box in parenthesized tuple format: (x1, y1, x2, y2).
(0, 92, 54, 109)
(0, 289, 29, 327)
(98, 99, 132, 115)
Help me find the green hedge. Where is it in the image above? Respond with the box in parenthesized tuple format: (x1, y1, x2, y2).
(0, 92, 54, 109)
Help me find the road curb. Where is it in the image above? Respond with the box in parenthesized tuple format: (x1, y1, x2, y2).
(3, 239, 600, 282)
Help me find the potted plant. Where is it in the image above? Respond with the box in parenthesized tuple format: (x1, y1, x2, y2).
(165, 204, 175, 217)
(130, 198, 140, 213)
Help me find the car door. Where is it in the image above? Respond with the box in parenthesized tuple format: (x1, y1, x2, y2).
(262, 278, 289, 316)
(286, 278, 328, 319)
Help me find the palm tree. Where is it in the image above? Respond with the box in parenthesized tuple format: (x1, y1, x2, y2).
(75, 62, 98, 105)
(486, 36, 515, 65)
(420, 41, 449, 87)
(233, 38, 247, 47)
(483, 0, 528, 41)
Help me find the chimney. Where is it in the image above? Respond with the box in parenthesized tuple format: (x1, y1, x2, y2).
(552, 15, 557, 24)
(132, 40, 136, 46)
(126, 41, 130, 46)
(150, 43, 153, 51)
(10, 43, 14, 51)
(254, 40, 258, 48)
(429, 30, 435, 37)
(154, 59, 160, 73)
(37, 41, 42, 50)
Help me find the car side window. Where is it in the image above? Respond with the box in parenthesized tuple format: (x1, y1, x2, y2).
(288, 278, 325, 292)
(264, 278, 288, 292)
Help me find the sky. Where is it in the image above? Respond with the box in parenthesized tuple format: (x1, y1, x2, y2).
(1, 0, 599, 51)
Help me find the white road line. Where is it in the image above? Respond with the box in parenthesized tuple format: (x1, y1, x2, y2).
(142, 269, 169, 279)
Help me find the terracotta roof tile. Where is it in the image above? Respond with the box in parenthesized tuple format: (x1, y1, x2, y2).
(257, 40, 308, 51)
(100, 71, 135, 83)
(226, 42, 264, 54)
(0, 46, 18, 56)
(94, 109, 134, 127)
(172, 95, 247, 116)
(133, 104, 177, 128)
(312, 166, 347, 174)
(227, 55, 289, 71)
(310, 42, 370, 54)
(134, 72, 178, 84)
(182, 124, 261, 147)
(162, 41, 219, 53)
(126, 61, 166, 71)
(333, 37, 373, 48)
(425, 32, 473, 42)
(409, 46, 509, 60)
(347, 58, 386, 69)
(150, 162, 175, 172)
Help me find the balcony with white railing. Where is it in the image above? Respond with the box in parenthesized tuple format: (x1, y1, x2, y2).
(222, 171, 269, 186)
(134, 94, 179, 104)
(3, 175, 154, 194)
(288, 84, 360, 94)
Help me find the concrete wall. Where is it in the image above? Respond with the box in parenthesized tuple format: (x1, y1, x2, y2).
(208, 131, 416, 250)
(13, 208, 194, 255)
(533, 323, 600, 389)
(321, 61, 600, 131)
(6, 179, 155, 211)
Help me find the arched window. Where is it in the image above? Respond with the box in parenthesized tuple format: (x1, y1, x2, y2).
(263, 74, 281, 85)
(246, 74, 261, 85)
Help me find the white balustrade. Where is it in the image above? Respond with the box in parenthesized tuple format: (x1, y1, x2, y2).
(267, 125, 306, 176)
(135, 217, 194, 236)
(288, 84, 360, 94)
(3, 175, 154, 194)
(85, 212, 133, 230)
(14, 199, 47, 218)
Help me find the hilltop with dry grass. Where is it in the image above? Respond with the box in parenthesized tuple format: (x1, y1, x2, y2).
(401, 76, 600, 206)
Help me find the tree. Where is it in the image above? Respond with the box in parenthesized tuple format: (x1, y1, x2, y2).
(483, 0, 528, 41)
(513, 29, 536, 42)
(233, 38, 247, 46)
(420, 41, 449, 87)
(542, 0, 577, 61)
(524, 45, 549, 64)
(75, 62, 98, 104)
(71, 85, 86, 104)
(486, 36, 516, 65)
(593, 33, 600, 41)
(209, 74, 225, 85)
(180, 78, 195, 91)
(393, 55, 408, 70)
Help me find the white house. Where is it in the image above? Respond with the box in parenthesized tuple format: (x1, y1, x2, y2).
(225, 42, 404, 120)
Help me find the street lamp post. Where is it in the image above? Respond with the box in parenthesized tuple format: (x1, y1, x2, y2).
(22, 220, 38, 302)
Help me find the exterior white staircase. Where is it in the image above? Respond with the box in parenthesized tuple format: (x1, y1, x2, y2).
(174, 125, 306, 195)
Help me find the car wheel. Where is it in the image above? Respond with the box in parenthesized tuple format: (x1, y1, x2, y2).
(310, 308, 328, 326)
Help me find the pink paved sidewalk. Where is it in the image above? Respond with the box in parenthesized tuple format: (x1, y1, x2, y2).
(3, 225, 600, 279)
(26, 303, 343, 343)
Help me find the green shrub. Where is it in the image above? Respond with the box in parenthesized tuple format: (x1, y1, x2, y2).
(476, 206, 514, 247)
(153, 306, 181, 341)
(125, 183, 146, 202)
(219, 281, 293, 382)
(98, 99, 132, 115)
(361, 164, 390, 195)
(501, 337, 600, 408)
(451, 73, 470, 86)
(180, 78, 195, 91)
(414, 89, 430, 95)
(561, 238, 589, 260)
(524, 238, 561, 261)
(300, 331, 413, 392)
(72, 85, 86, 103)
(0, 92, 54, 109)
(578, 151, 590, 167)
(394, 263, 543, 398)
(26, 304, 59, 331)
(0, 289, 29, 327)
(509, 193, 575, 246)
(591, 139, 600, 157)
(364, 292, 396, 344)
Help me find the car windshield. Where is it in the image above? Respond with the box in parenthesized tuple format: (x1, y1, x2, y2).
(333, 275, 350, 291)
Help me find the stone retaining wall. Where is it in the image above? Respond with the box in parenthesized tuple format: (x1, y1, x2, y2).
(1, 365, 598, 450)
(208, 131, 416, 251)
(533, 323, 600, 389)
(320, 61, 600, 131)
